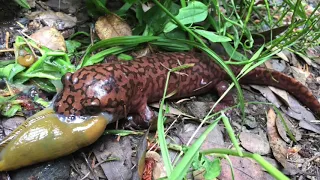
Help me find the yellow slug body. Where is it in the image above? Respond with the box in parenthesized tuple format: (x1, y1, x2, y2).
(0, 108, 109, 171)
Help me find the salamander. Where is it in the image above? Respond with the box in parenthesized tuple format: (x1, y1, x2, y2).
(53, 52, 320, 125)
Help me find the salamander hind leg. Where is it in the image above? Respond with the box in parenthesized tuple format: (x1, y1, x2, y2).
(125, 103, 156, 129)
(209, 81, 235, 114)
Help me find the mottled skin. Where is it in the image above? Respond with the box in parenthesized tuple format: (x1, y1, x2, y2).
(53, 52, 320, 126)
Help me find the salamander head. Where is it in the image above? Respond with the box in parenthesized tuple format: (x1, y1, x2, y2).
(53, 68, 123, 120)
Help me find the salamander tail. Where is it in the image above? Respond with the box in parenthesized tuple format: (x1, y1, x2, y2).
(231, 66, 320, 117)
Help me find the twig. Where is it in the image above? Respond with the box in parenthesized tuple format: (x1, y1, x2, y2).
(20, 33, 37, 58)
(81, 152, 99, 180)
(0, 49, 14, 53)
(5, 32, 9, 49)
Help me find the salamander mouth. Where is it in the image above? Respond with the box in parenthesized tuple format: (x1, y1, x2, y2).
(56, 111, 114, 124)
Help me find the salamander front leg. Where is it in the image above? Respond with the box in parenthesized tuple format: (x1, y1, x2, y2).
(125, 104, 156, 129)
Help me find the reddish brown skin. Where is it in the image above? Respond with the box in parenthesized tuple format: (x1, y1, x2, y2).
(53, 52, 320, 125)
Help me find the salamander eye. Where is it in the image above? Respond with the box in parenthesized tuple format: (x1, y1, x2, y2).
(61, 72, 72, 86)
(85, 105, 101, 115)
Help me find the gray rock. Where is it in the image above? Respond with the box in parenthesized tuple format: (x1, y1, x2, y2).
(10, 157, 71, 180)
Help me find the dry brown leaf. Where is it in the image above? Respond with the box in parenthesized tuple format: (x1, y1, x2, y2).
(267, 109, 300, 175)
(290, 66, 310, 86)
(30, 27, 66, 52)
(149, 102, 196, 119)
(145, 151, 166, 179)
(219, 156, 266, 180)
(296, 52, 318, 68)
(251, 84, 320, 133)
(275, 114, 302, 143)
(27, 11, 77, 30)
(95, 13, 132, 40)
(92, 136, 133, 179)
(276, 51, 289, 62)
(250, 85, 283, 108)
(268, 87, 289, 106)
(239, 131, 271, 155)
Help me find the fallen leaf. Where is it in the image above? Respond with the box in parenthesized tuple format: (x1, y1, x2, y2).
(239, 131, 271, 155)
(251, 85, 320, 133)
(279, 95, 320, 133)
(275, 114, 302, 143)
(27, 11, 77, 30)
(2, 117, 25, 136)
(176, 123, 225, 149)
(149, 102, 196, 119)
(295, 51, 319, 68)
(95, 13, 132, 40)
(93, 135, 133, 179)
(219, 156, 266, 179)
(290, 66, 310, 86)
(268, 86, 289, 107)
(266, 109, 300, 175)
(144, 151, 166, 180)
(250, 85, 283, 108)
(268, 59, 287, 72)
(30, 27, 66, 52)
(137, 130, 149, 178)
(276, 51, 289, 62)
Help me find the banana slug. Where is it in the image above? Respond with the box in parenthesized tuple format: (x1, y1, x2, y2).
(0, 108, 109, 171)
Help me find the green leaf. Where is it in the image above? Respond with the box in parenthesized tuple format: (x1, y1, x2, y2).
(164, 1, 208, 33)
(193, 29, 231, 43)
(169, 118, 221, 180)
(51, 79, 63, 92)
(117, 54, 133, 61)
(3, 104, 21, 117)
(104, 129, 144, 136)
(82, 46, 136, 67)
(9, 64, 26, 81)
(34, 96, 50, 107)
(14, 0, 30, 9)
(0, 60, 15, 67)
(85, 0, 109, 17)
(144, 1, 180, 35)
(203, 157, 221, 179)
(0, 64, 15, 78)
(21, 71, 62, 80)
(31, 78, 57, 92)
(221, 42, 247, 61)
(66, 40, 82, 54)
